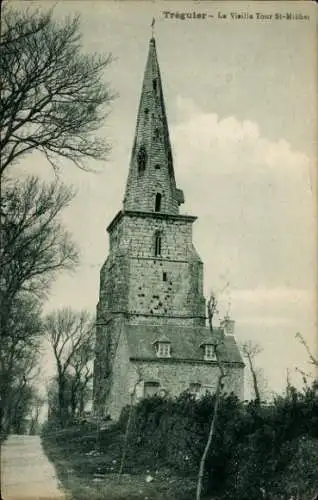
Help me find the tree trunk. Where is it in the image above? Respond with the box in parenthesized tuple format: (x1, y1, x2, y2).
(247, 353, 261, 403)
(196, 374, 225, 500)
(58, 376, 68, 426)
(118, 392, 134, 477)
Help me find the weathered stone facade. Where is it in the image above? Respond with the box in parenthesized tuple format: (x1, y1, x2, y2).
(93, 36, 244, 419)
(108, 329, 244, 419)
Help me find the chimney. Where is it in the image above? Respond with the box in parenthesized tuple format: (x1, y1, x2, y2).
(221, 314, 235, 335)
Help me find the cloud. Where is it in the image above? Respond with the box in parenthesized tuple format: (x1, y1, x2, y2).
(214, 286, 315, 333)
(172, 96, 314, 178)
(232, 287, 313, 306)
(170, 97, 316, 294)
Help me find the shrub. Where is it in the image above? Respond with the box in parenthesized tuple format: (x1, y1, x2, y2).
(114, 383, 318, 499)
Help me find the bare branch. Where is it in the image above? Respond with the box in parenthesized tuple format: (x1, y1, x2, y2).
(44, 308, 94, 425)
(0, 6, 116, 177)
(240, 340, 263, 403)
(1, 176, 78, 326)
(296, 332, 318, 367)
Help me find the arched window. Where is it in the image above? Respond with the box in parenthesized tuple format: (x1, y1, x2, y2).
(137, 145, 147, 173)
(155, 193, 162, 212)
(154, 231, 161, 257)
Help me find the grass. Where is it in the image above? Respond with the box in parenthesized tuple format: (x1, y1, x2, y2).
(41, 422, 198, 500)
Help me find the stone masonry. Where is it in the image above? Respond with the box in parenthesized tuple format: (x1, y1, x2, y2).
(93, 36, 244, 419)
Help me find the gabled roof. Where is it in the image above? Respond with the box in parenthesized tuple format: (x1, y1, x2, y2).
(199, 329, 224, 347)
(152, 334, 171, 344)
(124, 324, 244, 365)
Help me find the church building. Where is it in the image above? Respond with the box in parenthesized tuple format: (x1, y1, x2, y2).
(93, 36, 244, 419)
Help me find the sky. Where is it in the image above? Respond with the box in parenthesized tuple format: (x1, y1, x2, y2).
(11, 0, 317, 397)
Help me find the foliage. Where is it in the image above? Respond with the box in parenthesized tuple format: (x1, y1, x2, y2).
(1, 176, 78, 321)
(41, 420, 195, 500)
(44, 308, 94, 426)
(0, 5, 115, 175)
(0, 292, 42, 434)
(0, 176, 78, 434)
(116, 383, 318, 499)
(41, 382, 318, 499)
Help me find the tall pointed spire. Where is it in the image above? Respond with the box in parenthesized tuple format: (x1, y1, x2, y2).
(123, 36, 184, 214)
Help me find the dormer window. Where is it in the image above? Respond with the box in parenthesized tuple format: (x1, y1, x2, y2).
(200, 342, 216, 361)
(153, 335, 171, 358)
(158, 343, 170, 358)
(204, 344, 217, 361)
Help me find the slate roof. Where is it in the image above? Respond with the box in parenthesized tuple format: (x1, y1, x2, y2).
(124, 324, 244, 364)
(152, 334, 171, 344)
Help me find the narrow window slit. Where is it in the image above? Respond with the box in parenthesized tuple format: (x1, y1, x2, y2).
(155, 193, 161, 212)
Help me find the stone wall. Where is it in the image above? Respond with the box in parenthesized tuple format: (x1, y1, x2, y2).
(128, 257, 205, 321)
(108, 332, 137, 419)
(132, 360, 244, 401)
(105, 213, 206, 322)
(93, 312, 126, 416)
(110, 214, 197, 262)
(107, 352, 244, 419)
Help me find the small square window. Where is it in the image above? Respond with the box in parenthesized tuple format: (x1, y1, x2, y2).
(157, 343, 170, 358)
(204, 344, 216, 361)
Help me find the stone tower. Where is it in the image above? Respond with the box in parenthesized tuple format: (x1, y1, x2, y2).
(93, 37, 244, 418)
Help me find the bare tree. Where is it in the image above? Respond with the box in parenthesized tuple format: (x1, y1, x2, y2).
(44, 308, 94, 426)
(0, 5, 115, 176)
(0, 176, 78, 434)
(295, 332, 318, 382)
(240, 340, 263, 404)
(296, 332, 318, 367)
(196, 293, 227, 500)
(28, 392, 45, 435)
(68, 339, 94, 417)
(0, 176, 78, 333)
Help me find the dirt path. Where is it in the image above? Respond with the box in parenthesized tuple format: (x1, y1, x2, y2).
(1, 434, 68, 500)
